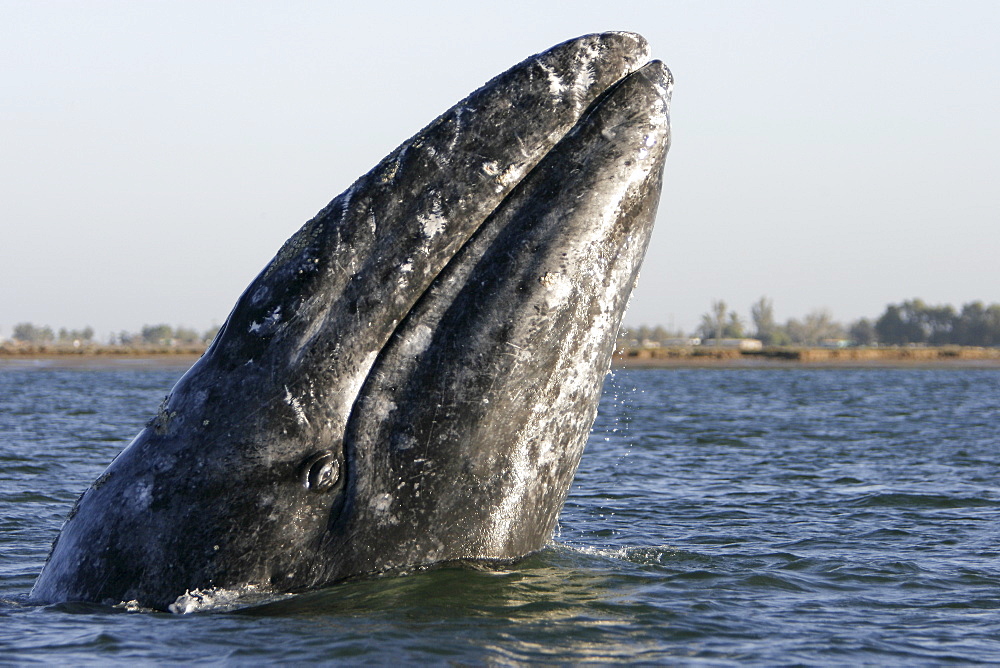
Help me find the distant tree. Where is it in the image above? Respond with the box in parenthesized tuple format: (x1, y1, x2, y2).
(725, 311, 745, 338)
(173, 327, 201, 344)
(784, 318, 806, 345)
(875, 304, 921, 345)
(785, 310, 844, 346)
(711, 301, 727, 340)
(141, 324, 174, 345)
(953, 301, 1000, 346)
(848, 318, 877, 346)
(117, 330, 137, 346)
(697, 300, 727, 342)
(57, 326, 95, 343)
(751, 296, 780, 344)
(697, 301, 747, 341)
(770, 329, 793, 346)
(923, 303, 957, 345)
(875, 299, 958, 345)
(984, 304, 1000, 346)
(12, 322, 54, 343)
(616, 299, 1000, 350)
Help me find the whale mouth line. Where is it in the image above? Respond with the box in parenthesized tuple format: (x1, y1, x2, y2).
(308, 58, 671, 567)
(333, 55, 671, 572)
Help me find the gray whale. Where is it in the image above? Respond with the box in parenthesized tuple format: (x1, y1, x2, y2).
(31, 32, 672, 611)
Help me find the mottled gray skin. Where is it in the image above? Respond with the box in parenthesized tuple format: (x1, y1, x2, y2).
(31, 32, 672, 612)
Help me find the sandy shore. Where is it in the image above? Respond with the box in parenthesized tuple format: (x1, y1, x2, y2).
(3, 346, 1000, 370)
(614, 346, 1000, 369)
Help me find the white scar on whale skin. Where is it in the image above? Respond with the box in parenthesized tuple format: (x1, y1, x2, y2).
(417, 195, 447, 238)
(284, 386, 309, 427)
(249, 305, 282, 335)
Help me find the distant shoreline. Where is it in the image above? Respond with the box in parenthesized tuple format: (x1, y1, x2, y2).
(613, 345, 1000, 369)
(0, 345, 204, 369)
(3, 344, 1000, 370)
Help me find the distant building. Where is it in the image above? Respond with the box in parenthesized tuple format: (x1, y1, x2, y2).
(662, 337, 701, 347)
(701, 338, 763, 351)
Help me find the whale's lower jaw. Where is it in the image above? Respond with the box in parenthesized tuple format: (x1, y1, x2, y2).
(31, 32, 671, 611)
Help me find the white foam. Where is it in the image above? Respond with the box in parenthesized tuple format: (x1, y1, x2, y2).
(167, 585, 287, 614)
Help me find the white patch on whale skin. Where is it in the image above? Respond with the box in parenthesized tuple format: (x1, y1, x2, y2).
(370, 397, 397, 423)
(394, 434, 418, 452)
(336, 349, 381, 426)
(482, 160, 525, 192)
(249, 305, 282, 335)
(339, 184, 355, 221)
(539, 41, 601, 112)
(447, 106, 464, 153)
(539, 272, 573, 310)
(284, 386, 309, 427)
(538, 62, 566, 99)
(496, 163, 525, 190)
(370, 493, 397, 523)
(128, 480, 153, 511)
(399, 323, 434, 358)
(417, 196, 446, 238)
(638, 135, 659, 160)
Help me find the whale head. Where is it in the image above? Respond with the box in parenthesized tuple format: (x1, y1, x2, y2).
(32, 32, 671, 611)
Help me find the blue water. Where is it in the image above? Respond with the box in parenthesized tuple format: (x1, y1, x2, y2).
(2, 362, 999, 664)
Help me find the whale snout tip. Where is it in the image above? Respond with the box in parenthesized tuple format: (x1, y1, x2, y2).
(597, 30, 650, 58)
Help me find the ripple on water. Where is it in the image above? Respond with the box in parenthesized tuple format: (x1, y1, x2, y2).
(851, 492, 1000, 509)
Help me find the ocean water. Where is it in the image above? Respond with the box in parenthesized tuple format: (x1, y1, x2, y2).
(1, 362, 998, 665)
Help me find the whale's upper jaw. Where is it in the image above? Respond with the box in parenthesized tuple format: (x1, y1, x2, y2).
(31, 32, 671, 611)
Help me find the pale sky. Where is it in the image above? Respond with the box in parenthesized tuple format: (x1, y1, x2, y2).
(3, 1, 999, 339)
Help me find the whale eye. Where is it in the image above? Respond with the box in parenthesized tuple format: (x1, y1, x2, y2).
(301, 451, 341, 493)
